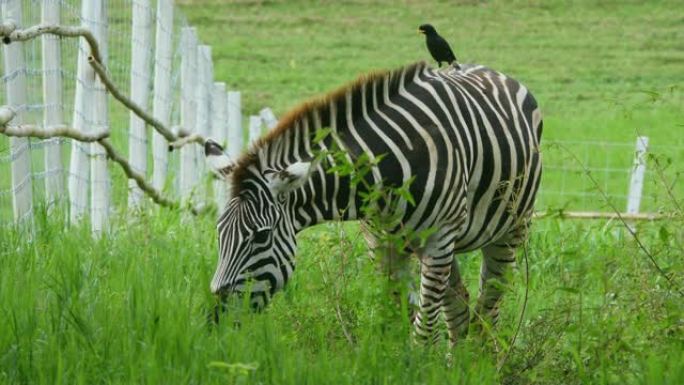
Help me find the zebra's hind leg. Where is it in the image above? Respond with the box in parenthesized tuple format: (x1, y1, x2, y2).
(442, 258, 470, 346)
(413, 247, 453, 344)
(472, 225, 527, 332)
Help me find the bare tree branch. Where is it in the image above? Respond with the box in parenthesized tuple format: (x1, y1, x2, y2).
(0, 105, 16, 126)
(1, 124, 108, 142)
(0, 24, 212, 215)
(0, 21, 16, 38)
(0, 105, 212, 215)
(169, 133, 205, 150)
(0, 23, 192, 146)
(1, 106, 108, 141)
(88, 57, 186, 144)
(534, 211, 672, 221)
(1, 23, 103, 65)
(96, 138, 179, 210)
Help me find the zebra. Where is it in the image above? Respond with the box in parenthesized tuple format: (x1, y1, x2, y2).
(205, 61, 542, 344)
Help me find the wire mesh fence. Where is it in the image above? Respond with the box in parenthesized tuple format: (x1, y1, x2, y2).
(0, 0, 270, 231)
(1, 0, 682, 232)
(538, 139, 684, 214)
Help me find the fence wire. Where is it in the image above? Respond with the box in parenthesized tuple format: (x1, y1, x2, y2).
(538, 139, 684, 213)
(0, 0, 191, 225)
(1, 1, 682, 227)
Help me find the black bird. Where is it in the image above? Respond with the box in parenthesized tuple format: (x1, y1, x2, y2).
(418, 24, 458, 68)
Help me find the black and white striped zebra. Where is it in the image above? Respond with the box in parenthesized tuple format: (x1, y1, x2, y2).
(205, 61, 542, 344)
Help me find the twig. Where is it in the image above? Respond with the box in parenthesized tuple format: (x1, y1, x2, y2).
(0, 21, 16, 38)
(1, 120, 108, 142)
(88, 57, 184, 144)
(1, 106, 108, 141)
(497, 237, 530, 372)
(169, 133, 205, 150)
(533, 210, 672, 221)
(0, 23, 188, 146)
(644, 154, 683, 213)
(0, 107, 213, 215)
(0, 24, 214, 216)
(1, 23, 102, 64)
(0, 105, 16, 126)
(97, 138, 179, 210)
(334, 303, 355, 346)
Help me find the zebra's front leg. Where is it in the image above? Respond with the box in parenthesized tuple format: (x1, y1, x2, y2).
(413, 250, 453, 344)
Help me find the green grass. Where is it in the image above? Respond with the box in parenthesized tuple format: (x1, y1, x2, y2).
(2, 0, 684, 383)
(179, 0, 684, 212)
(1, 208, 683, 384)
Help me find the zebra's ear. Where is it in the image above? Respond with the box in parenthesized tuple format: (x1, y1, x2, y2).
(265, 162, 313, 195)
(204, 139, 234, 180)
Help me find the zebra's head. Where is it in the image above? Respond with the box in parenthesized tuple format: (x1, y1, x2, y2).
(204, 140, 313, 310)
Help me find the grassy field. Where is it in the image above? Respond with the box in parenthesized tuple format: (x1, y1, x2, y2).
(180, 0, 684, 212)
(1, 206, 683, 384)
(2, 0, 684, 384)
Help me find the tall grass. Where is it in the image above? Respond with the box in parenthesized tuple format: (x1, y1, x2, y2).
(1, 205, 682, 384)
(1, 0, 684, 383)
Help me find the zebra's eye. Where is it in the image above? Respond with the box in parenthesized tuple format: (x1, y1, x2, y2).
(252, 229, 271, 245)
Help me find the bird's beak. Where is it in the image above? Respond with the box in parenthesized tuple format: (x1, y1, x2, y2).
(417, 29, 424, 34)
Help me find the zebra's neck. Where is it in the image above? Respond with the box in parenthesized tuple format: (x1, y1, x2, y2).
(231, 62, 445, 231)
(254, 64, 432, 230)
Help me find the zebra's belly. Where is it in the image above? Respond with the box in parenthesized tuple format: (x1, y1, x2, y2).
(450, 163, 538, 253)
(452, 204, 515, 253)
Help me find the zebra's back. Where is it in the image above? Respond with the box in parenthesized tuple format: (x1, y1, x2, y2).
(356, 63, 542, 252)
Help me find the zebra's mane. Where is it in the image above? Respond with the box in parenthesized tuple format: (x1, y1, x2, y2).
(230, 61, 429, 195)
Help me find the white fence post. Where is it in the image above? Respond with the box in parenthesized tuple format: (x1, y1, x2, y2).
(259, 107, 278, 130)
(226, 91, 242, 159)
(179, 27, 198, 203)
(89, 0, 109, 235)
(211, 83, 227, 210)
(248, 115, 262, 145)
(151, 0, 173, 193)
(41, 0, 64, 208)
(128, 0, 153, 210)
(195, 45, 212, 196)
(626, 136, 649, 215)
(68, 0, 94, 223)
(2, 0, 33, 224)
